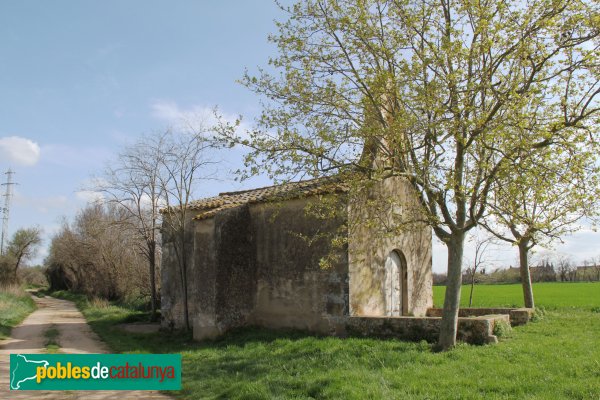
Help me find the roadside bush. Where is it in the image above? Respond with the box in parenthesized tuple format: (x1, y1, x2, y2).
(0, 284, 36, 339)
(45, 204, 152, 305)
(531, 306, 547, 322)
(18, 266, 48, 288)
(90, 297, 111, 309)
(493, 319, 512, 338)
(0, 255, 18, 285)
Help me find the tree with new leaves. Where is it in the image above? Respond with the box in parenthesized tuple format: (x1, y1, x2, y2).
(0, 227, 42, 283)
(482, 145, 599, 308)
(220, 0, 600, 349)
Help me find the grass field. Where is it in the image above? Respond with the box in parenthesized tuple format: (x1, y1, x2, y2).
(0, 285, 36, 340)
(53, 283, 600, 399)
(434, 281, 600, 309)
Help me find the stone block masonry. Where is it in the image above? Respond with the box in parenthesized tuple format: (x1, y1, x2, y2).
(426, 308, 534, 326)
(346, 314, 510, 345)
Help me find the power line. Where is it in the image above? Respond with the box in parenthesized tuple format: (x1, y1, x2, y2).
(1, 168, 17, 255)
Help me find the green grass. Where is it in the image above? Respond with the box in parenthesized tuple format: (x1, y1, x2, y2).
(51, 283, 600, 399)
(44, 325, 61, 353)
(0, 285, 36, 340)
(434, 282, 600, 310)
(49, 290, 193, 352)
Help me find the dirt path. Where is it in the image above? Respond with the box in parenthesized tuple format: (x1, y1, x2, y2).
(0, 295, 172, 399)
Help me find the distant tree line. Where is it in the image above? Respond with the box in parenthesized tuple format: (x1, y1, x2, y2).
(45, 203, 150, 303)
(434, 255, 600, 285)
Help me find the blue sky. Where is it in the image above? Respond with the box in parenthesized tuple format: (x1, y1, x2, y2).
(0, 1, 597, 271)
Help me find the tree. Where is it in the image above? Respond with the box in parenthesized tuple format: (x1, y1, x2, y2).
(220, 0, 599, 349)
(3, 227, 42, 281)
(96, 133, 169, 319)
(481, 146, 599, 307)
(464, 233, 494, 307)
(556, 255, 575, 281)
(159, 129, 216, 331)
(45, 204, 149, 300)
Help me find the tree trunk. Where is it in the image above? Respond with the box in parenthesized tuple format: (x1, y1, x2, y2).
(468, 272, 475, 307)
(149, 241, 158, 321)
(518, 241, 535, 308)
(13, 253, 24, 280)
(182, 258, 190, 331)
(437, 232, 465, 351)
(180, 234, 190, 331)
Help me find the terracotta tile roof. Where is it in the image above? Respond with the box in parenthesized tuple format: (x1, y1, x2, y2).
(189, 176, 347, 220)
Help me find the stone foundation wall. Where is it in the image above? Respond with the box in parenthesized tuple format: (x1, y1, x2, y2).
(426, 308, 534, 326)
(346, 314, 510, 345)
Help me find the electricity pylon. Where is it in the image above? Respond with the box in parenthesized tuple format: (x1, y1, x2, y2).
(1, 169, 16, 255)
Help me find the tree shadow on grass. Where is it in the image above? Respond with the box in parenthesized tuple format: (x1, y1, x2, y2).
(162, 326, 432, 398)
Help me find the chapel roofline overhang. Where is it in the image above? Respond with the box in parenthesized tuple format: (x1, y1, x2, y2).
(161, 175, 348, 221)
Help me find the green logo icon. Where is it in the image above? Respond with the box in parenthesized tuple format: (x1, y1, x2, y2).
(10, 353, 181, 390)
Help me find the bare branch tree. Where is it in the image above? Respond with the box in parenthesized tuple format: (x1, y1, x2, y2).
(45, 204, 148, 301)
(95, 133, 169, 319)
(463, 233, 494, 307)
(556, 255, 575, 282)
(159, 128, 217, 331)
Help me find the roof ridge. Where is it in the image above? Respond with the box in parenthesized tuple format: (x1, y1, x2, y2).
(187, 175, 346, 219)
(217, 175, 338, 196)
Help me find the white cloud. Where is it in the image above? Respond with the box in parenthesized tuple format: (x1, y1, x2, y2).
(540, 231, 600, 264)
(75, 190, 104, 204)
(0, 136, 41, 166)
(150, 99, 247, 137)
(151, 100, 211, 128)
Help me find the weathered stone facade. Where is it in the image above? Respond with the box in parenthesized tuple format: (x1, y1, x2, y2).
(348, 177, 433, 317)
(161, 176, 433, 341)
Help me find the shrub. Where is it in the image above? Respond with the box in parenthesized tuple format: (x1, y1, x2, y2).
(493, 319, 512, 338)
(45, 204, 152, 305)
(18, 266, 48, 288)
(0, 284, 36, 339)
(531, 306, 547, 322)
(90, 297, 111, 309)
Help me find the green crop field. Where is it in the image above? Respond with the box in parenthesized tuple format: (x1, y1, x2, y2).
(434, 282, 600, 309)
(55, 282, 600, 400)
